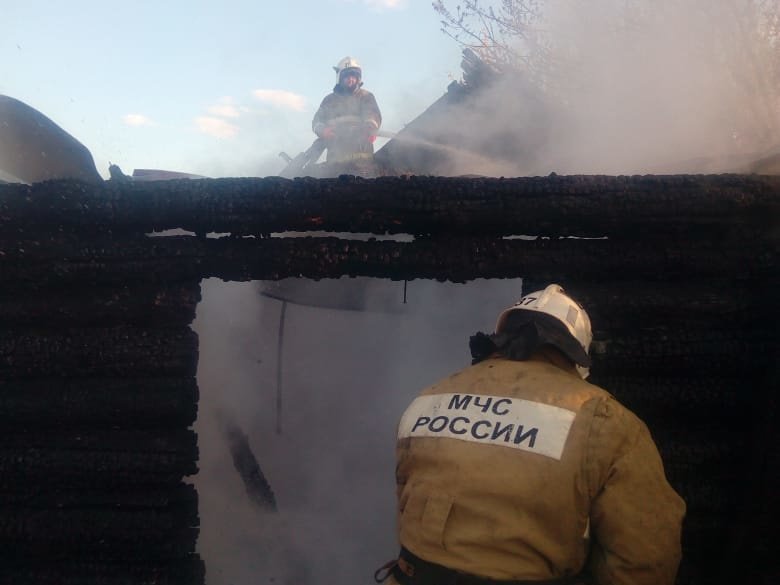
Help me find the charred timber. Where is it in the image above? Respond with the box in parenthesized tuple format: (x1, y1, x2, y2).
(0, 282, 202, 327)
(655, 433, 748, 483)
(0, 429, 198, 489)
(562, 279, 775, 330)
(0, 173, 776, 585)
(590, 327, 777, 376)
(0, 483, 197, 511)
(1, 233, 775, 288)
(0, 485, 198, 556)
(0, 326, 198, 379)
(0, 558, 205, 585)
(590, 375, 748, 424)
(0, 507, 197, 557)
(221, 418, 278, 512)
(672, 479, 740, 515)
(0, 377, 198, 429)
(0, 174, 778, 238)
(653, 429, 749, 471)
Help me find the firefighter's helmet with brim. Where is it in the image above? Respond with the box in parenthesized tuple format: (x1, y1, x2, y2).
(333, 56, 362, 81)
(495, 284, 593, 377)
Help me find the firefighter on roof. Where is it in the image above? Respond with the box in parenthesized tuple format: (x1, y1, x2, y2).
(379, 284, 685, 585)
(312, 56, 382, 177)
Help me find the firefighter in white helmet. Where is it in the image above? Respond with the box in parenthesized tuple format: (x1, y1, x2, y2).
(378, 284, 685, 585)
(312, 56, 382, 177)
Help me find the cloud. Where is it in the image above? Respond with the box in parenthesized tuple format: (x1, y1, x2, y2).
(123, 114, 154, 127)
(208, 97, 244, 119)
(252, 89, 307, 112)
(196, 116, 239, 139)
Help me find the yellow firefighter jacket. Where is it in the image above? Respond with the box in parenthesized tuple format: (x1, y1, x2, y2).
(393, 350, 685, 585)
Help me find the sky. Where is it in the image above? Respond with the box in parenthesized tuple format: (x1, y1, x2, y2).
(3, 1, 779, 181)
(1, 0, 464, 178)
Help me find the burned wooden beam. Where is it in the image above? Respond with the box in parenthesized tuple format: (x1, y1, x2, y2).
(560, 279, 775, 330)
(0, 429, 198, 489)
(590, 375, 748, 424)
(0, 282, 201, 327)
(0, 506, 198, 558)
(589, 326, 777, 376)
(0, 377, 198, 429)
(0, 326, 198, 379)
(1, 232, 775, 288)
(0, 559, 205, 585)
(1, 174, 778, 237)
(220, 416, 278, 512)
(0, 171, 777, 585)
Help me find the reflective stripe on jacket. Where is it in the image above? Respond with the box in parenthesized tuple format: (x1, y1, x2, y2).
(395, 351, 685, 585)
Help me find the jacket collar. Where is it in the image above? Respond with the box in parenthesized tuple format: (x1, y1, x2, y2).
(533, 347, 580, 376)
(488, 348, 579, 377)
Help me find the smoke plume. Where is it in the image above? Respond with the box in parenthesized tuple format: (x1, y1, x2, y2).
(406, 0, 779, 177)
(193, 277, 522, 584)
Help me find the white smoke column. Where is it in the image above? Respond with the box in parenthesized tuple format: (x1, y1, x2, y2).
(193, 277, 522, 584)
(537, 0, 780, 174)
(422, 0, 779, 178)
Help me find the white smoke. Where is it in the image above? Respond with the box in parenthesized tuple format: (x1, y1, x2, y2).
(193, 277, 522, 584)
(538, 0, 780, 173)
(413, 0, 780, 177)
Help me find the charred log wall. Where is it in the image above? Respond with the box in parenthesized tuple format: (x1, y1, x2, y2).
(0, 174, 777, 585)
(0, 285, 203, 582)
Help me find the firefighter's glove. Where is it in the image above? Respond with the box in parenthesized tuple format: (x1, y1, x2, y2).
(363, 121, 378, 143)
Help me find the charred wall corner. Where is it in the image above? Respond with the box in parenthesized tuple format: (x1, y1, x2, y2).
(0, 174, 778, 585)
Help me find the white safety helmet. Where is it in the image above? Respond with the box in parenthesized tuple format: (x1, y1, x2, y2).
(333, 56, 362, 80)
(495, 284, 593, 378)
